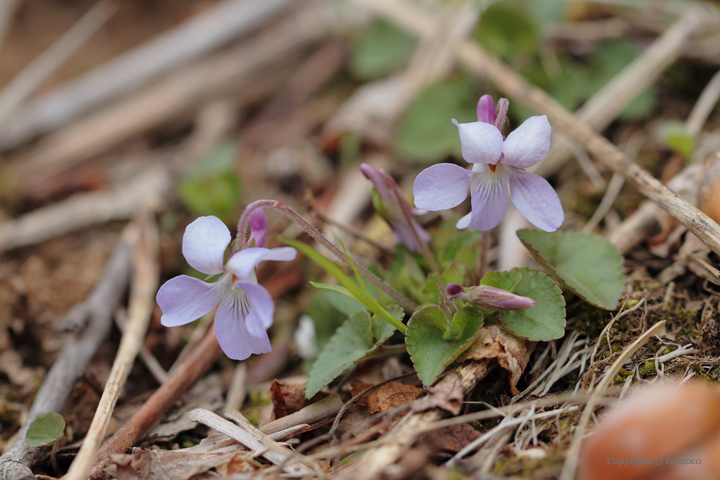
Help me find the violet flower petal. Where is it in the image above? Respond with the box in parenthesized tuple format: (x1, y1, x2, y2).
(456, 213, 471, 229)
(182, 216, 231, 275)
(508, 169, 564, 232)
(413, 163, 472, 211)
(502, 115, 551, 169)
(225, 247, 297, 281)
(157, 275, 226, 327)
(467, 169, 510, 231)
(452, 119, 504, 164)
(214, 289, 263, 361)
(476, 94, 495, 124)
(247, 209, 267, 248)
(235, 280, 275, 331)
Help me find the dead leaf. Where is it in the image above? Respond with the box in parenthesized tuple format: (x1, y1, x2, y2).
(458, 324, 536, 395)
(349, 380, 423, 414)
(411, 372, 464, 415)
(105, 446, 255, 480)
(418, 423, 481, 453)
(269, 379, 308, 419)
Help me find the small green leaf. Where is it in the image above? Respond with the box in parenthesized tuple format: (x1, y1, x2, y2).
(500, 268, 566, 341)
(481, 270, 522, 292)
(395, 77, 477, 164)
(25, 412, 65, 447)
(517, 229, 625, 310)
(406, 306, 484, 386)
(350, 21, 417, 80)
(279, 236, 407, 333)
(658, 120, 696, 161)
(475, 0, 540, 59)
(306, 306, 402, 398)
(178, 141, 242, 219)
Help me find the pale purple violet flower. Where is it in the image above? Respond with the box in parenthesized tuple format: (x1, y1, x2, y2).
(446, 282, 536, 310)
(413, 95, 564, 232)
(360, 163, 430, 253)
(156, 211, 296, 360)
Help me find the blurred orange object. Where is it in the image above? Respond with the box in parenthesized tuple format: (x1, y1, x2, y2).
(699, 153, 720, 225)
(579, 382, 720, 480)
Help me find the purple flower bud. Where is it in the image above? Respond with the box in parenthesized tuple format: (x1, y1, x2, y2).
(360, 163, 431, 253)
(448, 284, 536, 311)
(477, 94, 495, 124)
(247, 208, 267, 248)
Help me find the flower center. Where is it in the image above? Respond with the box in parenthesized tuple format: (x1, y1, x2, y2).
(488, 164, 497, 173)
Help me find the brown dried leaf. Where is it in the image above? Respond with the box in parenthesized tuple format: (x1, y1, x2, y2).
(269, 379, 308, 419)
(350, 380, 424, 414)
(418, 423, 481, 453)
(458, 324, 536, 395)
(411, 372, 464, 415)
(106, 447, 254, 480)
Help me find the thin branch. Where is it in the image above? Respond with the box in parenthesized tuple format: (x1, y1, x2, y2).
(0, 1, 113, 124)
(0, 231, 133, 480)
(64, 208, 160, 480)
(355, 0, 720, 256)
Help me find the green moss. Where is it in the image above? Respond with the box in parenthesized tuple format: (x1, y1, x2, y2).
(614, 368, 633, 384)
(639, 359, 656, 377)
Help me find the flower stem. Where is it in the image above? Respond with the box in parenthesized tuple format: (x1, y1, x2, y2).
(392, 186, 441, 273)
(237, 200, 418, 312)
(478, 230, 490, 279)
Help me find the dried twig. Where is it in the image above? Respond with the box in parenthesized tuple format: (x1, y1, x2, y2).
(260, 394, 344, 436)
(354, 0, 720, 256)
(86, 266, 302, 479)
(87, 328, 222, 480)
(64, 208, 159, 480)
(0, 232, 133, 480)
(0, 0, 294, 149)
(224, 364, 248, 413)
(188, 409, 316, 477)
(6, 5, 335, 190)
(559, 321, 667, 480)
(0, 1, 113, 124)
(340, 360, 495, 480)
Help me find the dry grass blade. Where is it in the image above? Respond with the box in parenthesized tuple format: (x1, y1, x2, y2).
(559, 321, 667, 480)
(0, 1, 113, 124)
(64, 207, 159, 480)
(352, 0, 720, 256)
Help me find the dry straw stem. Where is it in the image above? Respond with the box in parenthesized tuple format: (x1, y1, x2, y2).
(0, 1, 113, 124)
(0, 231, 133, 480)
(188, 409, 317, 477)
(87, 328, 223, 480)
(64, 208, 160, 480)
(0, 99, 234, 253)
(6, 4, 335, 189)
(341, 359, 494, 480)
(353, 0, 720, 257)
(559, 321, 668, 480)
(0, 0, 294, 149)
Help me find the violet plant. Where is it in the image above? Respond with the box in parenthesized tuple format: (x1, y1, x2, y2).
(156, 94, 625, 396)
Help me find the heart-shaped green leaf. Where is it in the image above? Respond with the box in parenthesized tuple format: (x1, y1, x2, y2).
(481, 270, 522, 292)
(305, 305, 403, 398)
(499, 268, 565, 341)
(25, 412, 65, 448)
(406, 306, 483, 387)
(517, 229, 624, 310)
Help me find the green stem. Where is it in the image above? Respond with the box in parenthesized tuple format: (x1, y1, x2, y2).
(237, 200, 418, 313)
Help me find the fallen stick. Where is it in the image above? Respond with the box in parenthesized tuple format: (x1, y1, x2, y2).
(341, 360, 495, 480)
(86, 267, 303, 479)
(188, 409, 316, 477)
(64, 208, 159, 480)
(0, 98, 236, 253)
(0, 0, 293, 149)
(87, 328, 222, 480)
(353, 0, 720, 256)
(0, 231, 133, 480)
(0, 1, 113, 124)
(7, 5, 333, 190)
